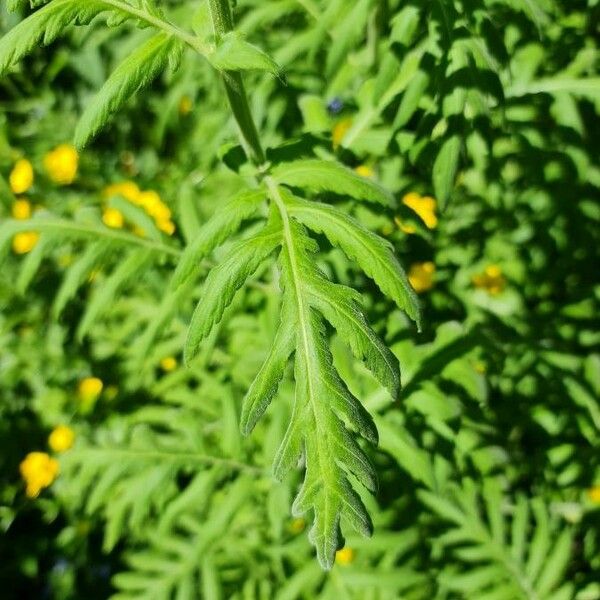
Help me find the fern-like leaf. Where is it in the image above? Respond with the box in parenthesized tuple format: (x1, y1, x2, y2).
(419, 481, 575, 599)
(272, 159, 396, 207)
(75, 32, 184, 147)
(171, 189, 265, 289)
(0, 0, 104, 75)
(184, 224, 281, 364)
(285, 194, 421, 328)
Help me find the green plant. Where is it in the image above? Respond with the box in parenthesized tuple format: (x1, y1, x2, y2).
(1, 0, 599, 597)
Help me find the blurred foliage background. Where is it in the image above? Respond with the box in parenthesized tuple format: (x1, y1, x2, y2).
(0, 0, 599, 598)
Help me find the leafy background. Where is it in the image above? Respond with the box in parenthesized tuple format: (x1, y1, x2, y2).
(0, 0, 599, 598)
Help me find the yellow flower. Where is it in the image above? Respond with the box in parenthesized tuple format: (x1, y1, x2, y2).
(408, 262, 435, 293)
(103, 181, 141, 203)
(586, 486, 600, 503)
(179, 95, 193, 115)
(335, 547, 355, 565)
(12, 232, 39, 254)
(160, 356, 178, 372)
(78, 377, 103, 402)
(472, 265, 506, 295)
(289, 518, 306, 534)
(355, 164, 374, 178)
(48, 425, 75, 453)
(132, 226, 146, 238)
(44, 144, 79, 185)
(138, 190, 171, 221)
(402, 192, 438, 229)
(157, 219, 176, 235)
(102, 207, 124, 229)
(332, 117, 353, 149)
(12, 199, 32, 220)
(20, 452, 59, 498)
(9, 159, 34, 194)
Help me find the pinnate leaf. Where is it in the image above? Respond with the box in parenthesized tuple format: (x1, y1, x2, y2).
(75, 32, 183, 147)
(272, 159, 395, 207)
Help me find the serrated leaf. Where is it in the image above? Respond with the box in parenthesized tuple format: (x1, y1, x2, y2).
(75, 32, 183, 147)
(272, 159, 395, 207)
(171, 189, 264, 289)
(305, 277, 399, 397)
(0, 0, 104, 75)
(209, 31, 281, 75)
(433, 135, 461, 209)
(184, 227, 281, 364)
(240, 295, 295, 435)
(267, 212, 376, 569)
(284, 194, 421, 328)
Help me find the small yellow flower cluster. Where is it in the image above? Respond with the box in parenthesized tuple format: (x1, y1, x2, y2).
(472, 265, 505, 295)
(20, 425, 76, 497)
(11, 197, 39, 254)
(332, 117, 353, 149)
(160, 356, 178, 372)
(43, 144, 79, 185)
(335, 547, 355, 565)
(396, 192, 438, 234)
(408, 261, 436, 293)
(9, 159, 34, 194)
(102, 181, 176, 235)
(48, 425, 75, 453)
(20, 452, 59, 498)
(8, 147, 77, 253)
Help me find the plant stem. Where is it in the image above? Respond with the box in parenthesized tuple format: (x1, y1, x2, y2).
(208, 0, 266, 165)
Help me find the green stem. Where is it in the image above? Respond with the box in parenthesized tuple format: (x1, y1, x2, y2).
(208, 0, 266, 165)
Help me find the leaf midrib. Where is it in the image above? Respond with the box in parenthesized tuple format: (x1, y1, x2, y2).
(266, 177, 333, 488)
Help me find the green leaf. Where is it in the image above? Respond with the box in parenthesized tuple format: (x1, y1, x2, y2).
(184, 226, 281, 364)
(433, 135, 461, 209)
(171, 189, 265, 289)
(0, 215, 177, 262)
(265, 206, 376, 569)
(0, 0, 104, 75)
(272, 159, 395, 207)
(284, 194, 421, 328)
(506, 77, 600, 101)
(209, 31, 281, 75)
(240, 295, 295, 435)
(75, 32, 183, 147)
(536, 529, 572, 596)
(394, 70, 429, 128)
(305, 277, 399, 397)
